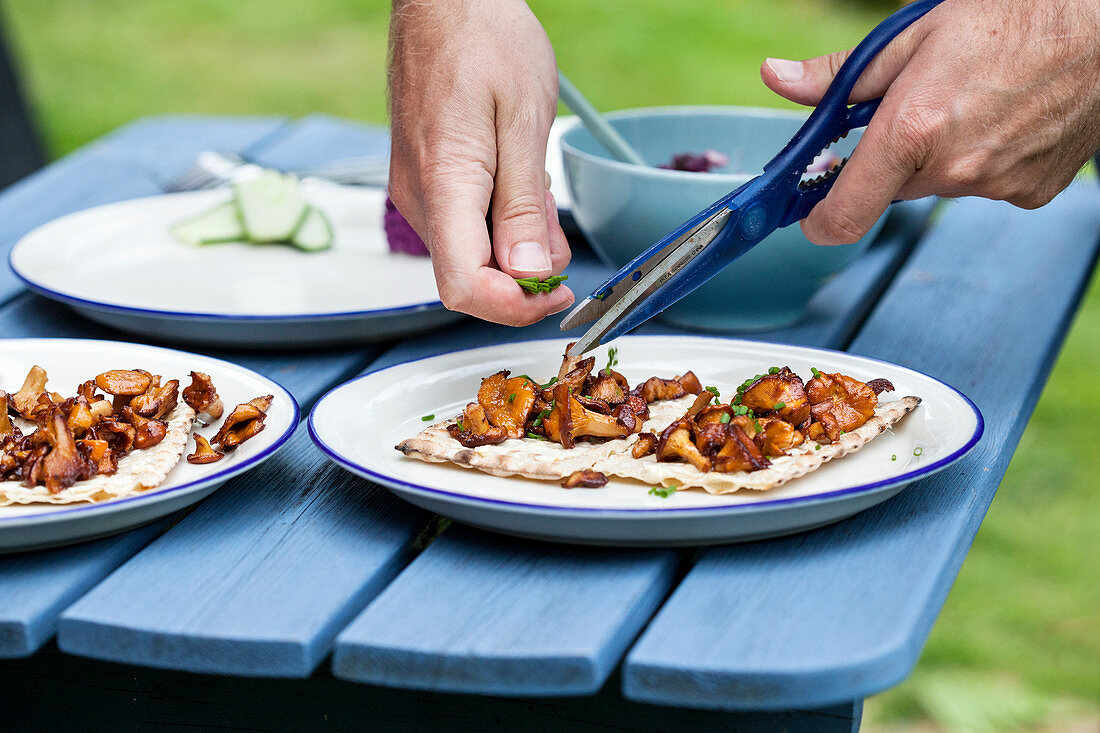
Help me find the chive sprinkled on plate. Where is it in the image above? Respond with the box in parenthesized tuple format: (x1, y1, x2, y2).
(603, 346, 619, 374)
(649, 484, 677, 498)
(913, 447, 923, 456)
(421, 414, 435, 421)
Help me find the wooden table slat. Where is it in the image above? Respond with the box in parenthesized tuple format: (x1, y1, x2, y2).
(333, 525, 679, 695)
(622, 182, 1100, 710)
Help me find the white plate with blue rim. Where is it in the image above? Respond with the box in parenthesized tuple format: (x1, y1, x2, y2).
(8, 183, 461, 348)
(0, 338, 298, 552)
(308, 335, 983, 547)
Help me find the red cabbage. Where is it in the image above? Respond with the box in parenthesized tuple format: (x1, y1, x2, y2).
(384, 195, 429, 256)
(659, 149, 729, 173)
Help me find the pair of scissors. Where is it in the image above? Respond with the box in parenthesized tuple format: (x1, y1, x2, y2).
(561, 0, 944, 355)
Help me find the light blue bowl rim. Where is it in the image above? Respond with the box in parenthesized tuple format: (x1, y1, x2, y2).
(559, 105, 817, 184)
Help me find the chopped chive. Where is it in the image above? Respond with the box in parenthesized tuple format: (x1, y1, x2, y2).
(753, 419, 762, 432)
(648, 484, 677, 498)
(773, 401, 786, 411)
(508, 393, 517, 403)
(531, 400, 555, 428)
(913, 447, 923, 456)
(810, 367, 822, 379)
(768, 366, 780, 375)
(719, 413, 731, 424)
(815, 444, 822, 451)
(526, 432, 548, 440)
(421, 414, 435, 421)
(891, 454, 897, 461)
(539, 376, 559, 389)
(456, 420, 465, 432)
(603, 346, 619, 375)
(515, 274, 568, 294)
(705, 385, 720, 404)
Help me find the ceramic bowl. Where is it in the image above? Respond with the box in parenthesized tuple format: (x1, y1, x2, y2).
(560, 106, 886, 331)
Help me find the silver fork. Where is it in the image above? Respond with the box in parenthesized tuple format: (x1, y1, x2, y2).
(164, 151, 389, 193)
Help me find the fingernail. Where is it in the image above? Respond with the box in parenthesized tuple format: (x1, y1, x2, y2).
(766, 58, 804, 83)
(509, 241, 551, 273)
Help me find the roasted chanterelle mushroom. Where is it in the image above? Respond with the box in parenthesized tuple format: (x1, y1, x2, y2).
(445, 346, 700, 450)
(1, 365, 268, 504)
(397, 348, 919, 496)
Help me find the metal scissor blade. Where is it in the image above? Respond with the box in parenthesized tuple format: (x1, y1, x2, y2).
(559, 216, 714, 331)
(567, 208, 733, 355)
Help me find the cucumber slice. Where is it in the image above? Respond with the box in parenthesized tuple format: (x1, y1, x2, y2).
(234, 170, 307, 242)
(171, 200, 245, 245)
(290, 205, 334, 251)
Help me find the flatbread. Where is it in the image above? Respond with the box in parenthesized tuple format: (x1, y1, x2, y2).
(0, 401, 196, 506)
(397, 396, 920, 494)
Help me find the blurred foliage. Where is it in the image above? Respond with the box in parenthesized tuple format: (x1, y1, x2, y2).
(4, 1, 1097, 729)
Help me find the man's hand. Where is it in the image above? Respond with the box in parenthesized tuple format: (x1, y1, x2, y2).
(761, 0, 1100, 245)
(388, 0, 572, 326)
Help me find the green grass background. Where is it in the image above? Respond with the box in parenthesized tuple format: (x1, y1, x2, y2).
(4, 1, 1096, 729)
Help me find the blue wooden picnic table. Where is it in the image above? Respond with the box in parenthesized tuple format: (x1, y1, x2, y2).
(0, 114, 1097, 732)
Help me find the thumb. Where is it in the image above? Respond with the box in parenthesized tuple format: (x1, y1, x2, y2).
(760, 19, 929, 107)
(491, 128, 554, 279)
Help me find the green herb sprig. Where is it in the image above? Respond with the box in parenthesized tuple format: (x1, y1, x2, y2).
(515, 275, 568, 294)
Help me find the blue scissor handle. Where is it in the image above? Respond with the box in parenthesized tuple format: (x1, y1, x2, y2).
(577, 0, 944, 343)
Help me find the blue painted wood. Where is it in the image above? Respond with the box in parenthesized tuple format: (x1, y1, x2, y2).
(0, 115, 288, 305)
(57, 427, 427, 676)
(327, 201, 931, 697)
(0, 523, 166, 658)
(622, 182, 1100, 710)
(333, 525, 680, 695)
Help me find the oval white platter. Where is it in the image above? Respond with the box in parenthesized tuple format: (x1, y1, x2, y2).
(8, 184, 461, 348)
(308, 335, 983, 547)
(0, 338, 298, 552)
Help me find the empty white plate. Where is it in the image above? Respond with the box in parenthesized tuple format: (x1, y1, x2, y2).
(309, 335, 982, 546)
(9, 184, 460, 348)
(0, 338, 298, 552)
